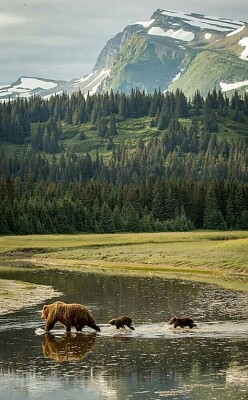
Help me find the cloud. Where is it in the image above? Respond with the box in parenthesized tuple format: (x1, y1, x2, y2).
(0, 12, 26, 26)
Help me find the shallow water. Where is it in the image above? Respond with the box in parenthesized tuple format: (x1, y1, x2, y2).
(0, 268, 248, 399)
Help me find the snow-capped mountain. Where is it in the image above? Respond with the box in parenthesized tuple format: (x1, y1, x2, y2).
(0, 77, 67, 100)
(0, 71, 110, 101)
(94, 9, 248, 96)
(1, 9, 248, 100)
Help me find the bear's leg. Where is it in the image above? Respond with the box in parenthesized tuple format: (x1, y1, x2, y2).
(76, 325, 83, 332)
(87, 323, 101, 332)
(45, 320, 55, 332)
(127, 322, 135, 330)
(65, 325, 71, 332)
(116, 321, 125, 329)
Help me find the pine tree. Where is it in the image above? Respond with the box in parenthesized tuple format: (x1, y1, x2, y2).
(97, 116, 108, 138)
(124, 205, 140, 232)
(99, 202, 115, 233)
(203, 185, 227, 230)
(108, 114, 118, 136)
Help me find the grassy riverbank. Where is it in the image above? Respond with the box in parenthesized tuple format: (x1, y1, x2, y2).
(1, 230, 248, 276)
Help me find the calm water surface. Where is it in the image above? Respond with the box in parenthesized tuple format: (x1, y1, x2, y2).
(0, 268, 248, 400)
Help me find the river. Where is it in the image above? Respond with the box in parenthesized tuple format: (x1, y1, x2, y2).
(0, 268, 248, 399)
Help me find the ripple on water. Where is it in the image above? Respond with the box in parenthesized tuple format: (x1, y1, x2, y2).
(74, 321, 248, 340)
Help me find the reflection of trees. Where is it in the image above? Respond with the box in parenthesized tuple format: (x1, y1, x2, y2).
(42, 332, 96, 362)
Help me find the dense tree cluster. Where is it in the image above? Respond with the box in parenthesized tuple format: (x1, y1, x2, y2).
(1, 88, 248, 147)
(0, 175, 247, 235)
(0, 88, 248, 234)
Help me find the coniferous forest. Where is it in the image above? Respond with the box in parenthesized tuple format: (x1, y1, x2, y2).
(0, 88, 248, 234)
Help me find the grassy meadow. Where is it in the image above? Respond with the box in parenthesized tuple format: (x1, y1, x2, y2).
(1, 231, 248, 279)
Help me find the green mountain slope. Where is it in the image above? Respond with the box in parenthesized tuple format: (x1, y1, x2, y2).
(169, 50, 248, 97)
(104, 35, 184, 93)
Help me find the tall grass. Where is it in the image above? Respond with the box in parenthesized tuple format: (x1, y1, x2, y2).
(1, 231, 248, 275)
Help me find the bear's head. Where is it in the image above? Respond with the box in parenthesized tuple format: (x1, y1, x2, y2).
(169, 316, 177, 324)
(41, 304, 49, 320)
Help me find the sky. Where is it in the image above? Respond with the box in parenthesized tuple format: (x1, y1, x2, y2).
(1, 0, 248, 85)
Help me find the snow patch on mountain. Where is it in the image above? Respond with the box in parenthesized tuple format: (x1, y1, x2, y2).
(19, 77, 57, 90)
(148, 27, 194, 42)
(135, 19, 155, 28)
(69, 69, 110, 95)
(226, 25, 245, 37)
(239, 37, 248, 60)
(161, 10, 244, 32)
(220, 79, 248, 91)
(0, 76, 62, 101)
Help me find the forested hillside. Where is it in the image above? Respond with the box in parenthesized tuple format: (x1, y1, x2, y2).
(0, 88, 248, 234)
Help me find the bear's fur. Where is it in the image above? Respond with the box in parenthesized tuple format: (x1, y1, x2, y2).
(108, 316, 135, 330)
(169, 316, 197, 329)
(42, 332, 96, 362)
(41, 301, 101, 332)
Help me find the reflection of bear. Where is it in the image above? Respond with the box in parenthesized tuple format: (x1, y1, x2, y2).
(42, 332, 96, 362)
(41, 301, 101, 332)
(169, 316, 197, 329)
(108, 316, 135, 330)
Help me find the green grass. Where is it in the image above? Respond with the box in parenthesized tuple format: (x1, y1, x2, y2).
(1, 231, 248, 291)
(1, 231, 248, 273)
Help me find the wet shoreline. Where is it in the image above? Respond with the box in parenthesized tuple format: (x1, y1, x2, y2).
(0, 279, 61, 315)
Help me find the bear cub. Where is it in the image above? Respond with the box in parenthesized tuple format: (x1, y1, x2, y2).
(108, 316, 135, 330)
(169, 316, 197, 329)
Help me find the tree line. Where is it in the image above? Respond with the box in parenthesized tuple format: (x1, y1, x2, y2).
(0, 174, 247, 235)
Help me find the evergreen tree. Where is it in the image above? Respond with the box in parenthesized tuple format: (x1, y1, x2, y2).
(123, 205, 140, 232)
(203, 186, 227, 230)
(108, 114, 118, 136)
(97, 116, 108, 138)
(99, 202, 115, 233)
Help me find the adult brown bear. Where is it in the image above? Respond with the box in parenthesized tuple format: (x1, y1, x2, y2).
(41, 301, 101, 332)
(108, 316, 135, 330)
(169, 316, 197, 329)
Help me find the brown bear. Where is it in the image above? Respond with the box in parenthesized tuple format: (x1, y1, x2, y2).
(169, 316, 197, 329)
(42, 332, 96, 362)
(41, 301, 101, 332)
(108, 316, 135, 330)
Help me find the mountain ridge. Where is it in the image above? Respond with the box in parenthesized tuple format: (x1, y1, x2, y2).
(1, 9, 248, 100)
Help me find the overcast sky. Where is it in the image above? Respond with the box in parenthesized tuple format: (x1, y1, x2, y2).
(1, 0, 248, 85)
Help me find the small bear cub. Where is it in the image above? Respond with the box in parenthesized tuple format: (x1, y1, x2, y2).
(169, 316, 197, 329)
(108, 316, 135, 330)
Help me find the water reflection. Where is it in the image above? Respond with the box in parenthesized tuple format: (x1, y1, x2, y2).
(42, 332, 96, 362)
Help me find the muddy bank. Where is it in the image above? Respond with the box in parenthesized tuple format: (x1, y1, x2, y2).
(0, 279, 61, 315)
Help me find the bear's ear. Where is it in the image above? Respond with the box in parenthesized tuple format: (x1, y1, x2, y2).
(43, 305, 48, 310)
